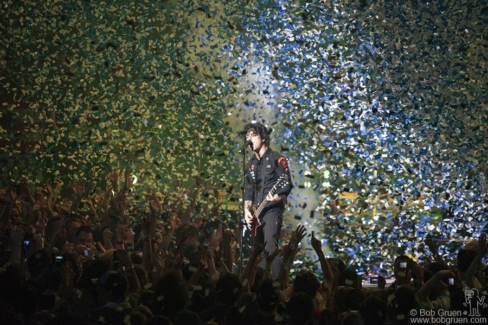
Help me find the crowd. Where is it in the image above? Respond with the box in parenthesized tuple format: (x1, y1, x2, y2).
(1, 171, 488, 325)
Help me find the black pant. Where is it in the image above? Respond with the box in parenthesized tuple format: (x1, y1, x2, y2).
(256, 209, 283, 280)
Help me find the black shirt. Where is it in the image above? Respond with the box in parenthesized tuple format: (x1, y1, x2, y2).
(244, 148, 293, 212)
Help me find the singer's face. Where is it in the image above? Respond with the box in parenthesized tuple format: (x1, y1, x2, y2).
(246, 130, 264, 151)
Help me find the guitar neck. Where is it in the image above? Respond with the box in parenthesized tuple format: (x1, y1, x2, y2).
(254, 198, 269, 217)
(254, 187, 277, 218)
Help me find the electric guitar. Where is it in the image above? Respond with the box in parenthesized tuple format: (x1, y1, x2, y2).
(246, 175, 289, 236)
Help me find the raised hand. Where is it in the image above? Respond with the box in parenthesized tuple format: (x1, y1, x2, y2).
(265, 247, 281, 265)
(110, 192, 126, 216)
(20, 180, 34, 202)
(9, 226, 25, 245)
(38, 196, 50, 212)
(169, 213, 179, 231)
(208, 225, 223, 248)
(125, 227, 135, 243)
(37, 214, 48, 235)
(290, 225, 307, 249)
(103, 228, 113, 242)
(45, 180, 57, 210)
(123, 169, 131, 192)
(223, 229, 234, 247)
(53, 179, 63, 192)
(85, 198, 95, 211)
(142, 216, 151, 237)
(45, 180, 54, 196)
(311, 231, 322, 252)
(149, 193, 163, 216)
(59, 198, 72, 214)
(93, 191, 106, 210)
(9, 188, 17, 203)
(72, 180, 86, 200)
(108, 170, 122, 193)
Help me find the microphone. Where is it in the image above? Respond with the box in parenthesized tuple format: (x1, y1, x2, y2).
(246, 140, 253, 150)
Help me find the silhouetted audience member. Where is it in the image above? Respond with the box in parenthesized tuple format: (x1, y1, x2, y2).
(287, 292, 314, 325)
(153, 271, 202, 325)
(360, 295, 388, 325)
(200, 273, 243, 323)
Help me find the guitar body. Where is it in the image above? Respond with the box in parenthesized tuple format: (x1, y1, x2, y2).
(248, 204, 262, 237)
(245, 175, 289, 237)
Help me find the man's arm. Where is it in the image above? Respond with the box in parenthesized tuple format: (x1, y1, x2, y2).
(244, 200, 253, 226)
(416, 270, 453, 309)
(311, 231, 334, 300)
(275, 155, 293, 203)
(241, 242, 265, 291)
(116, 249, 142, 295)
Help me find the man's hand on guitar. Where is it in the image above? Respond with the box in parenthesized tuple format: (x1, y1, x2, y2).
(266, 193, 281, 202)
(245, 211, 254, 227)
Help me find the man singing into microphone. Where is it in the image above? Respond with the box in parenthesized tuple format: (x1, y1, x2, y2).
(243, 122, 293, 279)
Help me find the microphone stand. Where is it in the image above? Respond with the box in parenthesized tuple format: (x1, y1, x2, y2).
(238, 141, 250, 276)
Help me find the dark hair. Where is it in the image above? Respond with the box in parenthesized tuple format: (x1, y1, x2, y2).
(394, 285, 417, 314)
(223, 292, 258, 325)
(359, 295, 387, 325)
(256, 279, 281, 312)
(328, 258, 346, 273)
(65, 216, 83, 226)
(343, 288, 364, 311)
(154, 271, 188, 315)
(27, 249, 51, 278)
(147, 315, 173, 325)
(127, 311, 147, 325)
(338, 268, 359, 289)
(83, 258, 111, 280)
(201, 219, 222, 241)
(394, 255, 413, 264)
(130, 251, 143, 265)
(62, 252, 83, 281)
(75, 225, 93, 238)
(215, 273, 243, 305)
(342, 311, 362, 325)
(133, 264, 148, 287)
(423, 262, 449, 282)
(243, 122, 270, 145)
(293, 270, 319, 299)
(99, 271, 128, 299)
(287, 292, 314, 324)
(45, 217, 62, 242)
